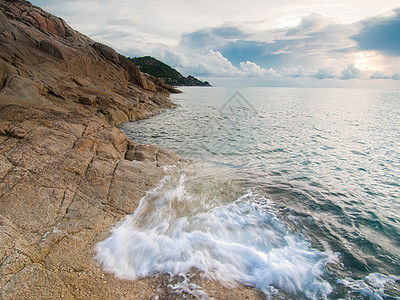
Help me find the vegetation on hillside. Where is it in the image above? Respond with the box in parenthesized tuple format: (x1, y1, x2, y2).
(129, 56, 211, 86)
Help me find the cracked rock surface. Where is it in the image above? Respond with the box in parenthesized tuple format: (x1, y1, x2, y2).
(0, 1, 183, 298)
(0, 1, 264, 299)
(0, 107, 181, 299)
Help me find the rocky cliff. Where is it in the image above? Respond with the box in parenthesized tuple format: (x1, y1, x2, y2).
(0, 1, 263, 299)
(0, 0, 182, 125)
(0, 0, 182, 298)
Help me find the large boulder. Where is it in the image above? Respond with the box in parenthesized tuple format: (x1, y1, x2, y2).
(39, 39, 64, 60)
(93, 42, 119, 64)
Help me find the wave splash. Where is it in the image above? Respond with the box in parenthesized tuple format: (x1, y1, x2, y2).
(95, 172, 333, 298)
(337, 273, 400, 299)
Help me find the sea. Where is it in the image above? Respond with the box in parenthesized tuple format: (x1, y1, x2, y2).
(96, 87, 400, 299)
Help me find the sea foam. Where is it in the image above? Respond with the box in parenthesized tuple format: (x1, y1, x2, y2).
(95, 172, 333, 298)
(337, 273, 400, 299)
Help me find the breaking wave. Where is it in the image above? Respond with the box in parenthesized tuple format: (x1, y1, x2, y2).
(96, 171, 333, 298)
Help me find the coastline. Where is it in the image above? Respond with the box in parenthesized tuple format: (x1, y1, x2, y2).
(1, 0, 396, 297)
(0, 1, 180, 298)
(0, 1, 266, 298)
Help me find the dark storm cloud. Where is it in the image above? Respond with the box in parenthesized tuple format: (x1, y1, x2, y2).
(352, 9, 400, 56)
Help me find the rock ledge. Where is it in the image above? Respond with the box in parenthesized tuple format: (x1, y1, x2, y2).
(0, 1, 263, 299)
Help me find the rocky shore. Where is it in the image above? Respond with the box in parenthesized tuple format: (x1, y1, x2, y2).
(0, 1, 263, 298)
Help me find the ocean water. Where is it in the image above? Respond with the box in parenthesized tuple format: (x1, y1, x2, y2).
(96, 87, 400, 299)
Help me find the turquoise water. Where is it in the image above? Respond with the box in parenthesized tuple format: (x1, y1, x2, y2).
(99, 87, 400, 299)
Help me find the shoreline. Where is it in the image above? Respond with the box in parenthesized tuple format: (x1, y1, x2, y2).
(0, 1, 181, 298)
(0, 1, 264, 298)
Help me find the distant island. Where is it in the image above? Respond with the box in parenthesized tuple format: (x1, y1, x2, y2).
(129, 56, 212, 87)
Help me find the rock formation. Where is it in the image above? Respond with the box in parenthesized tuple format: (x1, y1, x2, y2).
(0, 1, 263, 298)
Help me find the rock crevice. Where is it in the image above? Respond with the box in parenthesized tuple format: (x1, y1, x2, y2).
(0, 1, 185, 298)
(0, 1, 264, 299)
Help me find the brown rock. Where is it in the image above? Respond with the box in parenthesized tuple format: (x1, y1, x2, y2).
(72, 76, 90, 88)
(28, 10, 67, 39)
(0, 264, 73, 299)
(0, 156, 12, 178)
(0, 184, 65, 231)
(0, 1, 181, 297)
(118, 54, 159, 93)
(0, 10, 11, 34)
(156, 147, 182, 167)
(78, 95, 96, 105)
(5, 124, 26, 138)
(0, 1, 263, 299)
(97, 127, 128, 152)
(106, 160, 166, 213)
(93, 42, 119, 64)
(1, 76, 52, 108)
(133, 144, 159, 162)
(39, 39, 64, 60)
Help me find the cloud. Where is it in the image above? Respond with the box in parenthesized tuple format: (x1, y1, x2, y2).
(178, 12, 359, 72)
(370, 71, 390, 79)
(340, 65, 363, 80)
(219, 40, 276, 67)
(313, 67, 336, 79)
(119, 43, 238, 77)
(280, 66, 304, 78)
(352, 9, 400, 56)
(239, 61, 278, 77)
(175, 50, 240, 77)
(179, 26, 246, 53)
(122, 9, 400, 87)
(285, 13, 338, 36)
(392, 73, 400, 80)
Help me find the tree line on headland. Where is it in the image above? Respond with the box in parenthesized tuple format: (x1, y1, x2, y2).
(129, 56, 211, 87)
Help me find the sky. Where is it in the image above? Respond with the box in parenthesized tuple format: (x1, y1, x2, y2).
(30, 0, 400, 88)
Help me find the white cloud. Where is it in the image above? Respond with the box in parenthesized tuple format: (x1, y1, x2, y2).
(313, 67, 336, 79)
(370, 71, 390, 79)
(340, 65, 363, 80)
(239, 61, 278, 77)
(33, 0, 400, 45)
(280, 66, 305, 78)
(176, 50, 240, 77)
(29, 0, 400, 87)
(177, 12, 359, 72)
(391, 73, 400, 80)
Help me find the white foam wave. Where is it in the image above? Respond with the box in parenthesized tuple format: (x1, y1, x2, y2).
(168, 274, 213, 300)
(337, 273, 400, 299)
(95, 173, 333, 298)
